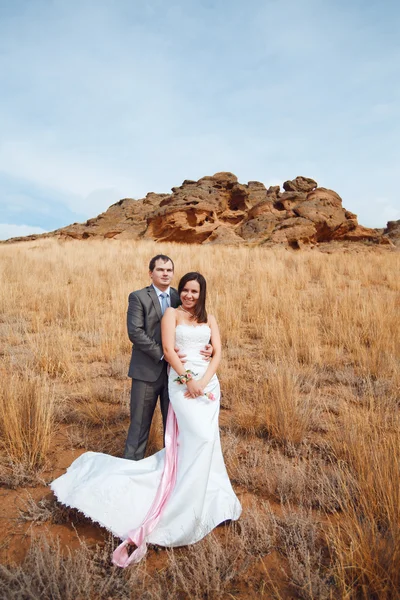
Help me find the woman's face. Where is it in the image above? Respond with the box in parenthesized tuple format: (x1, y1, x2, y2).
(180, 280, 200, 312)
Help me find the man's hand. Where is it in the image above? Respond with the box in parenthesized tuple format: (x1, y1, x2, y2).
(200, 343, 213, 361)
(175, 347, 187, 364)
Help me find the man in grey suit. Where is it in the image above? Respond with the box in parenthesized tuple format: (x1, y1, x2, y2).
(124, 254, 179, 460)
(125, 254, 214, 461)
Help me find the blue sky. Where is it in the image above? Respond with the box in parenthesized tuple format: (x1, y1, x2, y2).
(1, 0, 399, 240)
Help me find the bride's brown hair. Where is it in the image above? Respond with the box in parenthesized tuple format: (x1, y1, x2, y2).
(178, 272, 208, 324)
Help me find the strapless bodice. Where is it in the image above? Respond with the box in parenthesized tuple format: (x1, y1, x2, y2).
(171, 324, 212, 378)
(175, 324, 211, 358)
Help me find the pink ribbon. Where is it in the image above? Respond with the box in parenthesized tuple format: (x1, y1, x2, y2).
(112, 403, 179, 568)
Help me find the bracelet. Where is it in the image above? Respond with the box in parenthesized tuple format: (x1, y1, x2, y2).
(174, 369, 198, 384)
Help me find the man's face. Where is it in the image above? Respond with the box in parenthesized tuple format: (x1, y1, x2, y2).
(150, 259, 174, 290)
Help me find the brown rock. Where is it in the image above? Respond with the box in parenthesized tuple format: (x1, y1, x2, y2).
(337, 225, 383, 243)
(65, 231, 85, 240)
(248, 181, 267, 190)
(274, 191, 307, 211)
(103, 231, 122, 239)
(267, 185, 281, 197)
(226, 182, 250, 211)
(247, 199, 276, 220)
(244, 182, 269, 208)
(218, 209, 246, 225)
(210, 172, 238, 183)
(145, 204, 217, 243)
(271, 217, 317, 248)
(240, 213, 280, 241)
(283, 176, 317, 193)
(203, 225, 244, 245)
(198, 172, 238, 185)
(383, 220, 400, 246)
(292, 188, 348, 240)
(143, 193, 169, 206)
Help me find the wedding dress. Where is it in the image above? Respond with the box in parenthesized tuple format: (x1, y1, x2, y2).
(51, 324, 241, 566)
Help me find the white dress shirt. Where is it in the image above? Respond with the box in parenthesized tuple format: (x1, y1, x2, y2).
(152, 284, 171, 361)
(152, 284, 171, 311)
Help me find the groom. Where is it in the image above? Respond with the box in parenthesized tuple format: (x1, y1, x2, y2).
(124, 254, 211, 461)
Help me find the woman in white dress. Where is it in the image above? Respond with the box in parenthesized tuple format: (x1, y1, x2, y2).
(51, 272, 241, 567)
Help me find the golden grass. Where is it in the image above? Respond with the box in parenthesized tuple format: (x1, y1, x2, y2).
(0, 370, 55, 472)
(328, 407, 400, 599)
(230, 368, 317, 446)
(0, 237, 399, 597)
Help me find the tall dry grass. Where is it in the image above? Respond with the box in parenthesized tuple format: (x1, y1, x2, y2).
(0, 238, 399, 597)
(0, 369, 55, 473)
(231, 361, 318, 445)
(328, 406, 400, 599)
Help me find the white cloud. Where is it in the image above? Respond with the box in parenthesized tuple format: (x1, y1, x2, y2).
(0, 223, 47, 241)
(0, 140, 130, 209)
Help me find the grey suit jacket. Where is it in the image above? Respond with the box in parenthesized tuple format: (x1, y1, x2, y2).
(127, 285, 180, 382)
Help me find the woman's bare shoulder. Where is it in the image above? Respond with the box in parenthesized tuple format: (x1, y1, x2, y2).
(162, 307, 177, 322)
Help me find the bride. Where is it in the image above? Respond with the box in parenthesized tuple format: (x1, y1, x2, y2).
(51, 272, 241, 567)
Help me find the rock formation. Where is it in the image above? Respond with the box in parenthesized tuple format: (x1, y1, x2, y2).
(4, 173, 398, 248)
(383, 220, 400, 246)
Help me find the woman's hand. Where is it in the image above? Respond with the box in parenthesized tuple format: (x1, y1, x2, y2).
(185, 378, 204, 399)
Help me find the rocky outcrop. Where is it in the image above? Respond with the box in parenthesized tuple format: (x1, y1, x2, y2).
(238, 182, 386, 248)
(283, 176, 317, 193)
(383, 220, 400, 245)
(3, 174, 397, 248)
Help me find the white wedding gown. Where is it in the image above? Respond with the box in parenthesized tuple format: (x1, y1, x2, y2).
(51, 324, 241, 554)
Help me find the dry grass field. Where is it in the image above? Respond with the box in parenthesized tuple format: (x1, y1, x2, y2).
(0, 238, 399, 599)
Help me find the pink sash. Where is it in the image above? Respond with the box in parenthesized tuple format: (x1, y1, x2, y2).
(112, 404, 179, 567)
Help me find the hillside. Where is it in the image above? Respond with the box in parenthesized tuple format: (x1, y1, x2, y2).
(5, 173, 400, 248)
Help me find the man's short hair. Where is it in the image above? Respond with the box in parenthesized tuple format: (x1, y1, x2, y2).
(149, 254, 174, 272)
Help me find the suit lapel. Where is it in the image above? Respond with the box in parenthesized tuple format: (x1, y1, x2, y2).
(148, 286, 162, 320)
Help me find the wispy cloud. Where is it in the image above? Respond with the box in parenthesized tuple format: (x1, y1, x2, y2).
(0, 0, 399, 239)
(0, 223, 47, 241)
